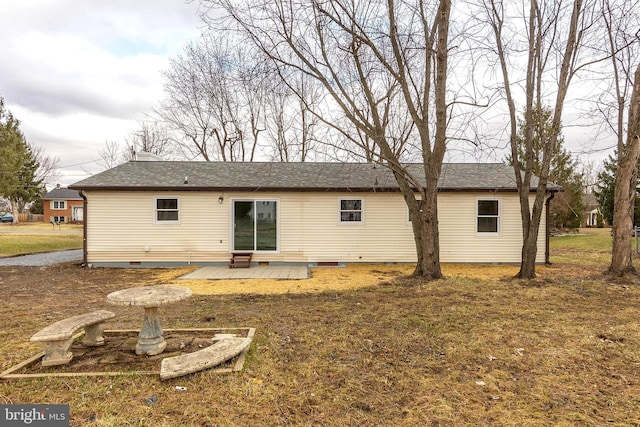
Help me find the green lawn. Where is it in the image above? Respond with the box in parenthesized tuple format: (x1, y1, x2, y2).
(549, 228, 615, 267)
(0, 224, 83, 257)
(550, 230, 612, 252)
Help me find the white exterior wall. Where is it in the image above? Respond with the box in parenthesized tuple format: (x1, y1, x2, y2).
(83, 190, 546, 265)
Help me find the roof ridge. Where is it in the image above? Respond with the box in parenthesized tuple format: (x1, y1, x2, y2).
(70, 161, 560, 193)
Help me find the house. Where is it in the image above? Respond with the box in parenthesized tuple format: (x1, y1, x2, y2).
(582, 192, 603, 227)
(69, 161, 561, 267)
(42, 184, 84, 224)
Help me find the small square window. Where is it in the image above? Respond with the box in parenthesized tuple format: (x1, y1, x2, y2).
(477, 199, 499, 233)
(155, 198, 179, 223)
(340, 199, 363, 223)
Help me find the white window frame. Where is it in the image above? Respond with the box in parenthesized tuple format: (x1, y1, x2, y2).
(476, 198, 500, 235)
(52, 200, 66, 210)
(51, 216, 65, 223)
(71, 206, 83, 222)
(154, 196, 180, 224)
(339, 198, 364, 225)
(231, 198, 280, 253)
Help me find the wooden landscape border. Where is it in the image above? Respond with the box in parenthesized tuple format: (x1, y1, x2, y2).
(0, 327, 256, 380)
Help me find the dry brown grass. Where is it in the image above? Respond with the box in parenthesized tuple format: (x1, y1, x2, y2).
(1, 240, 640, 426)
(161, 264, 529, 295)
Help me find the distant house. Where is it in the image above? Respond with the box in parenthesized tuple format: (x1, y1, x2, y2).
(69, 161, 561, 267)
(582, 192, 602, 227)
(42, 185, 84, 224)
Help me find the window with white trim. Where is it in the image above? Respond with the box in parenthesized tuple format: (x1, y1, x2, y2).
(155, 197, 179, 223)
(233, 199, 278, 251)
(52, 200, 66, 210)
(340, 199, 363, 223)
(477, 199, 499, 233)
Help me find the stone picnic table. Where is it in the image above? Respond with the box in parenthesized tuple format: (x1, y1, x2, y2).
(106, 285, 192, 355)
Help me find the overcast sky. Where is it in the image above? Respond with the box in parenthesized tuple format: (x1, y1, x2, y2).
(0, 0, 201, 187)
(1, 1, 615, 190)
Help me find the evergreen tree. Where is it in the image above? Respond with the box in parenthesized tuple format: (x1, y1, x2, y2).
(11, 144, 43, 212)
(513, 106, 584, 229)
(0, 97, 22, 199)
(594, 154, 616, 225)
(594, 153, 640, 226)
(0, 96, 44, 221)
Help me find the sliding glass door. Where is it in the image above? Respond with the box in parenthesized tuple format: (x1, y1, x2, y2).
(233, 201, 254, 251)
(233, 200, 277, 251)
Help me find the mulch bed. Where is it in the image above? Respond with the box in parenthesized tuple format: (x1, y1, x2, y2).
(4, 328, 251, 378)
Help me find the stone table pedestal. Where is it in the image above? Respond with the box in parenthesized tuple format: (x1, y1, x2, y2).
(107, 286, 192, 356)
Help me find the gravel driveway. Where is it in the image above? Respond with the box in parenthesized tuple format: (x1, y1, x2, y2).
(0, 249, 83, 266)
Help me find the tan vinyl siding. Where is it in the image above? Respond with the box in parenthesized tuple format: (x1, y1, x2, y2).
(84, 190, 545, 265)
(85, 191, 230, 263)
(294, 193, 415, 263)
(438, 193, 545, 264)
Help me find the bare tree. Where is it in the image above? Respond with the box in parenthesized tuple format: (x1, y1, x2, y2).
(124, 121, 174, 161)
(203, 0, 454, 279)
(264, 73, 325, 162)
(312, 92, 416, 163)
(157, 34, 271, 161)
(98, 140, 124, 170)
(31, 145, 60, 187)
(609, 64, 640, 275)
(481, 0, 595, 279)
(597, 0, 640, 154)
(597, 0, 640, 275)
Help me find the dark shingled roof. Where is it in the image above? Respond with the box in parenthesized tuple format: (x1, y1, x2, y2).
(43, 187, 82, 200)
(69, 161, 561, 192)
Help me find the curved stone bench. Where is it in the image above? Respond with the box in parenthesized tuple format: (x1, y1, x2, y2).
(30, 310, 115, 366)
(160, 336, 252, 379)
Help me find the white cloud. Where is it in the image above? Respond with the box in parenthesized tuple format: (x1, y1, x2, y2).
(0, 0, 201, 186)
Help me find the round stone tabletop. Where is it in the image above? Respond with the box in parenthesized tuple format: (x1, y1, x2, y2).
(107, 285, 192, 308)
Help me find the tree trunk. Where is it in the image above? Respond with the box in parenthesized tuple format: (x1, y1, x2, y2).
(608, 63, 640, 276)
(609, 180, 636, 276)
(518, 229, 539, 279)
(10, 201, 19, 224)
(515, 188, 549, 279)
(411, 184, 442, 280)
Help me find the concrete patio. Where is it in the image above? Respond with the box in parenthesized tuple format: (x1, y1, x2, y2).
(179, 265, 309, 280)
